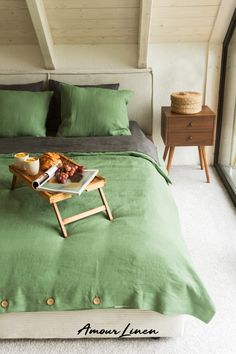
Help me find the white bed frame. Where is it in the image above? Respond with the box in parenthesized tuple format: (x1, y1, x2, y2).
(0, 70, 184, 338)
(0, 310, 184, 339)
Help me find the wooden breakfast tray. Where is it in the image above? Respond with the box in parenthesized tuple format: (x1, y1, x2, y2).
(9, 153, 113, 238)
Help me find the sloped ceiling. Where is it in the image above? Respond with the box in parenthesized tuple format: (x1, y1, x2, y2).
(150, 0, 221, 43)
(0, 0, 37, 44)
(44, 0, 140, 44)
(0, 0, 234, 70)
(0, 0, 224, 46)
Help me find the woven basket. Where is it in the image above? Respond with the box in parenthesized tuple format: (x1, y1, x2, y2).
(171, 91, 202, 114)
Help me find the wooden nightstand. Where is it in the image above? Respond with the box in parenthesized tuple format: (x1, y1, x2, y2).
(161, 106, 216, 182)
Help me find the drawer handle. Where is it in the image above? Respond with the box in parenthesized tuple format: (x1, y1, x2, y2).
(188, 122, 193, 127)
(187, 136, 193, 140)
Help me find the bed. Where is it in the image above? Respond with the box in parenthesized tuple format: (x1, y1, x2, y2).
(0, 71, 215, 339)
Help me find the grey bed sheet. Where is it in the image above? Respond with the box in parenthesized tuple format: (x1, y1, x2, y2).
(0, 121, 159, 164)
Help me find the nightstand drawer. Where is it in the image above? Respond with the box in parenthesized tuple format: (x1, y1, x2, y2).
(168, 116, 214, 132)
(167, 131, 213, 146)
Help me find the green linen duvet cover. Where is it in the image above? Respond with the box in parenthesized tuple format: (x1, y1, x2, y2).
(0, 151, 215, 323)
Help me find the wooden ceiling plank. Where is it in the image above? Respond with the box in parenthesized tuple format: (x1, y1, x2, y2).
(0, 31, 36, 39)
(151, 16, 216, 27)
(150, 34, 209, 43)
(151, 26, 212, 36)
(152, 6, 219, 18)
(45, 8, 139, 20)
(0, 21, 37, 30)
(53, 35, 137, 45)
(48, 18, 138, 30)
(0, 37, 37, 45)
(51, 28, 137, 38)
(26, 0, 55, 69)
(0, 0, 27, 9)
(0, 9, 36, 21)
(138, 0, 152, 68)
(44, 0, 140, 9)
(153, 0, 221, 7)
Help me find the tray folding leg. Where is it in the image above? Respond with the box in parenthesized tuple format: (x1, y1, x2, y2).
(11, 174, 17, 190)
(9, 168, 113, 238)
(52, 203, 68, 238)
(98, 188, 113, 221)
(52, 187, 113, 238)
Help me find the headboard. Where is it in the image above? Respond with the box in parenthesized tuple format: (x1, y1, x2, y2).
(0, 70, 153, 135)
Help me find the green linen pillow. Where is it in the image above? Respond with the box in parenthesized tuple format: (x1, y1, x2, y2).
(57, 83, 133, 137)
(0, 90, 53, 137)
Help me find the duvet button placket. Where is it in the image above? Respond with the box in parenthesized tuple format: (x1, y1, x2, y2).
(46, 297, 55, 306)
(93, 297, 101, 305)
(1, 299, 9, 309)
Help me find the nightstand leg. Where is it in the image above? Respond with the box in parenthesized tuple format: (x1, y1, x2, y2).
(167, 147, 175, 173)
(200, 146, 210, 183)
(198, 146, 204, 170)
(163, 146, 169, 161)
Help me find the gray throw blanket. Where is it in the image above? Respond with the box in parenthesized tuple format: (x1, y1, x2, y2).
(0, 121, 159, 165)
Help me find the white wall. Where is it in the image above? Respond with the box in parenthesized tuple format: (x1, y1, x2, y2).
(0, 46, 44, 72)
(148, 42, 210, 165)
(54, 45, 138, 70)
(0, 44, 137, 72)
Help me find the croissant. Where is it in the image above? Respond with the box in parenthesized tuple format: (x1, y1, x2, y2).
(40, 152, 61, 171)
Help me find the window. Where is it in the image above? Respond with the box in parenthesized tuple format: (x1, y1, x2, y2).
(214, 9, 236, 206)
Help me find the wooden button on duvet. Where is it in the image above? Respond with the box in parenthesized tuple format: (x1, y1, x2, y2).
(46, 297, 55, 306)
(93, 297, 101, 305)
(1, 299, 9, 308)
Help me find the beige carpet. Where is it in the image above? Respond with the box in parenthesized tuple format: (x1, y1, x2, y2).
(1, 166, 236, 354)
